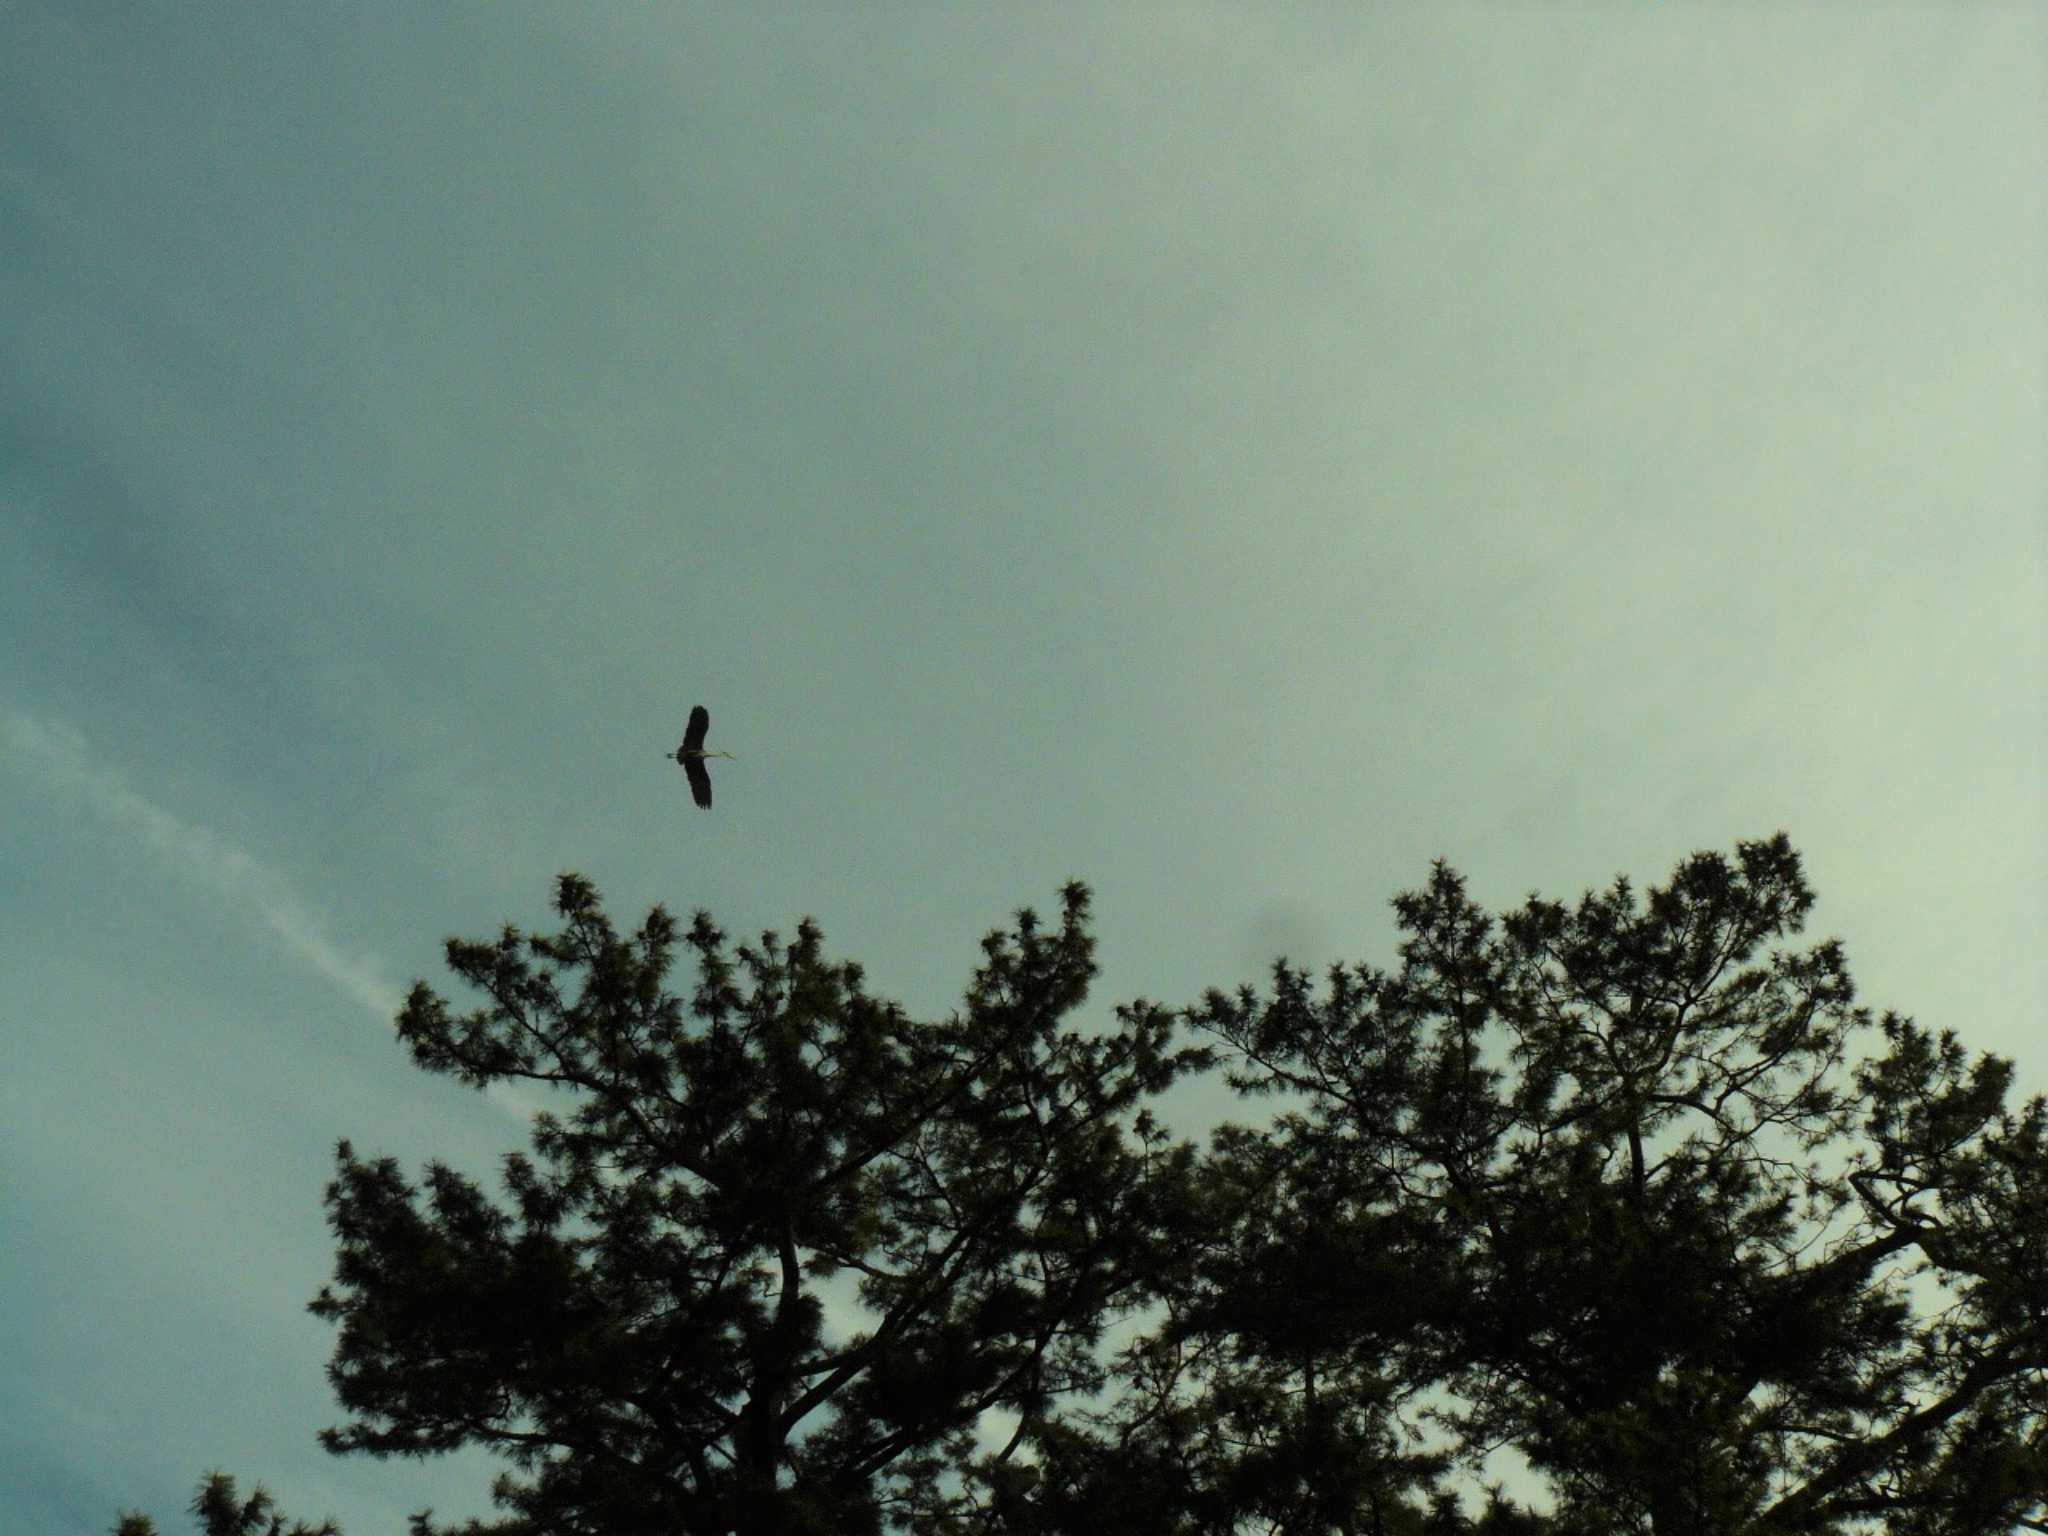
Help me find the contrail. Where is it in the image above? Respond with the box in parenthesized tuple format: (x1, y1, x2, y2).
(4, 707, 405, 1018)
(2, 706, 547, 1122)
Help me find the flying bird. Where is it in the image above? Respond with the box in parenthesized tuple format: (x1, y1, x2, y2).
(670, 704, 734, 808)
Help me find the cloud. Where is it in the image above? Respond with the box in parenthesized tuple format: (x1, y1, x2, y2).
(4, 705, 403, 1019)
(3, 705, 566, 1130)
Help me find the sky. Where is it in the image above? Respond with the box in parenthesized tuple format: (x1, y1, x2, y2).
(3, 6, 2043, 1532)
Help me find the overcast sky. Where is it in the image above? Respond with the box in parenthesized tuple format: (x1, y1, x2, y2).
(3, 6, 2042, 1532)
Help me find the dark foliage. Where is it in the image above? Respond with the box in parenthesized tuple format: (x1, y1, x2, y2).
(1100, 832, 2046, 1534)
(117, 836, 2046, 1535)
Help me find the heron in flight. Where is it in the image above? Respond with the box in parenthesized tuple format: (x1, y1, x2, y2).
(670, 704, 734, 808)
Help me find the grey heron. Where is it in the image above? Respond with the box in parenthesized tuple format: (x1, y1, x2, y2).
(670, 705, 734, 808)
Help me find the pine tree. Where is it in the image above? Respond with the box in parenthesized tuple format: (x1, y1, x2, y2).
(1102, 833, 2046, 1534)
(116, 839, 2046, 1534)
(119, 877, 1226, 1536)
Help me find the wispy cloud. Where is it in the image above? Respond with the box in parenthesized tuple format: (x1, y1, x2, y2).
(4, 706, 406, 1019)
(3, 706, 563, 1129)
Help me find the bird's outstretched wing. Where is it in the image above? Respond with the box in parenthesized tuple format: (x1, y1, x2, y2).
(684, 757, 713, 809)
(682, 704, 710, 754)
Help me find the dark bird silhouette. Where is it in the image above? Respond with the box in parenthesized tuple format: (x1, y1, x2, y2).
(670, 704, 734, 809)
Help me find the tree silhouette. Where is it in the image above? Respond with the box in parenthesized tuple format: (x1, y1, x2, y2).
(1077, 832, 2046, 1534)
(115, 877, 1243, 1536)
(113, 1471, 339, 1536)
(114, 837, 2045, 1535)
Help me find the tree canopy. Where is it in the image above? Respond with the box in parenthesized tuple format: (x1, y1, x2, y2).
(115, 835, 2046, 1535)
